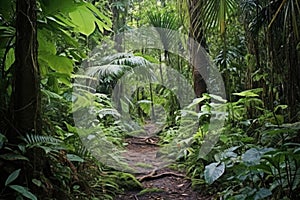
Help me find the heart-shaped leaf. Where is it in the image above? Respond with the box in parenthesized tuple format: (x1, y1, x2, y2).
(204, 162, 225, 184)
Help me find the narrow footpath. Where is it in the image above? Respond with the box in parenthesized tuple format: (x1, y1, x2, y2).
(115, 123, 212, 200)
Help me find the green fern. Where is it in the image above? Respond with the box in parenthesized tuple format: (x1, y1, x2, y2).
(22, 134, 62, 145)
(74, 145, 91, 159)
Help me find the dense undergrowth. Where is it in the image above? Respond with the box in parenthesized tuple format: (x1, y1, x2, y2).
(163, 91, 300, 199)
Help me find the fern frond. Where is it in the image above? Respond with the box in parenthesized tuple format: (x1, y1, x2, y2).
(22, 134, 62, 145)
(74, 145, 91, 159)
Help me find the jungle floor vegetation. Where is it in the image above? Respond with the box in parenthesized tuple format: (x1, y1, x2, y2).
(0, 0, 300, 199)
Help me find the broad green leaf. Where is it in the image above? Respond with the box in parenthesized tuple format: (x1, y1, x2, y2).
(48, 72, 72, 87)
(209, 94, 227, 103)
(294, 147, 300, 154)
(5, 169, 21, 186)
(204, 162, 225, 184)
(233, 88, 263, 97)
(85, 2, 112, 27)
(5, 48, 14, 71)
(233, 91, 258, 97)
(49, 15, 76, 28)
(188, 95, 210, 108)
(64, 122, 77, 133)
(254, 188, 272, 200)
(39, 57, 49, 77)
(67, 154, 84, 162)
(274, 104, 288, 112)
(32, 179, 42, 187)
(40, 53, 74, 75)
(95, 18, 108, 33)
(242, 148, 273, 166)
(41, 89, 63, 100)
(58, 28, 79, 47)
(40, 0, 78, 15)
(58, 77, 72, 87)
(219, 134, 229, 143)
(69, 5, 96, 36)
(0, 153, 29, 161)
(242, 148, 261, 166)
(219, 151, 237, 160)
(38, 29, 56, 54)
(92, 13, 111, 32)
(9, 185, 37, 200)
(251, 164, 272, 174)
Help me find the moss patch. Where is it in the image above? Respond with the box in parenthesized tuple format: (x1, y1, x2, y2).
(112, 172, 143, 190)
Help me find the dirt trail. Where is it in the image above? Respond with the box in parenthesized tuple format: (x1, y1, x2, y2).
(115, 123, 212, 200)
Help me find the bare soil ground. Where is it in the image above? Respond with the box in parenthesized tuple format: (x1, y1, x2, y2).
(115, 123, 212, 200)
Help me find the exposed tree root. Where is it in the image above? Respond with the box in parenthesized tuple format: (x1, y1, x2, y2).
(138, 169, 186, 182)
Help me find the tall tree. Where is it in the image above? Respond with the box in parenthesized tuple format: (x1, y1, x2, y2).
(13, 0, 40, 136)
(265, 0, 300, 121)
(245, 0, 300, 121)
(111, 0, 129, 51)
(188, 0, 208, 110)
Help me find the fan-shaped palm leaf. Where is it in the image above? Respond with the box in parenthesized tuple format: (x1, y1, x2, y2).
(191, 0, 238, 35)
(86, 64, 129, 77)
(147, 11, 179, 49)
(86, 52, 152, 78)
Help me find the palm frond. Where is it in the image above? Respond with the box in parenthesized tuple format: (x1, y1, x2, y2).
(86, 64, 129, 77)
(148, 11, 179, 30)
(249, 0, 300, 39)
(112, 56, 150, 67)
(147, 11, 180, 48)
(189, 0, 238, 36)
(202, 0, 238, 34)
(86, 52, 152, 78)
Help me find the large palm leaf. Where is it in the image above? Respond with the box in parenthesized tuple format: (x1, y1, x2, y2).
(147, 11, 180, 50)
(86, 52, 152, 78)
(190, 0, 238, 36)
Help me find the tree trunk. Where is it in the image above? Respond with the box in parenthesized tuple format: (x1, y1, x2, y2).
(188, 0, 208, 110)
(111, 0, 128, 52)
(11, 1, 44, 197)
(13, 0, 40, 135)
